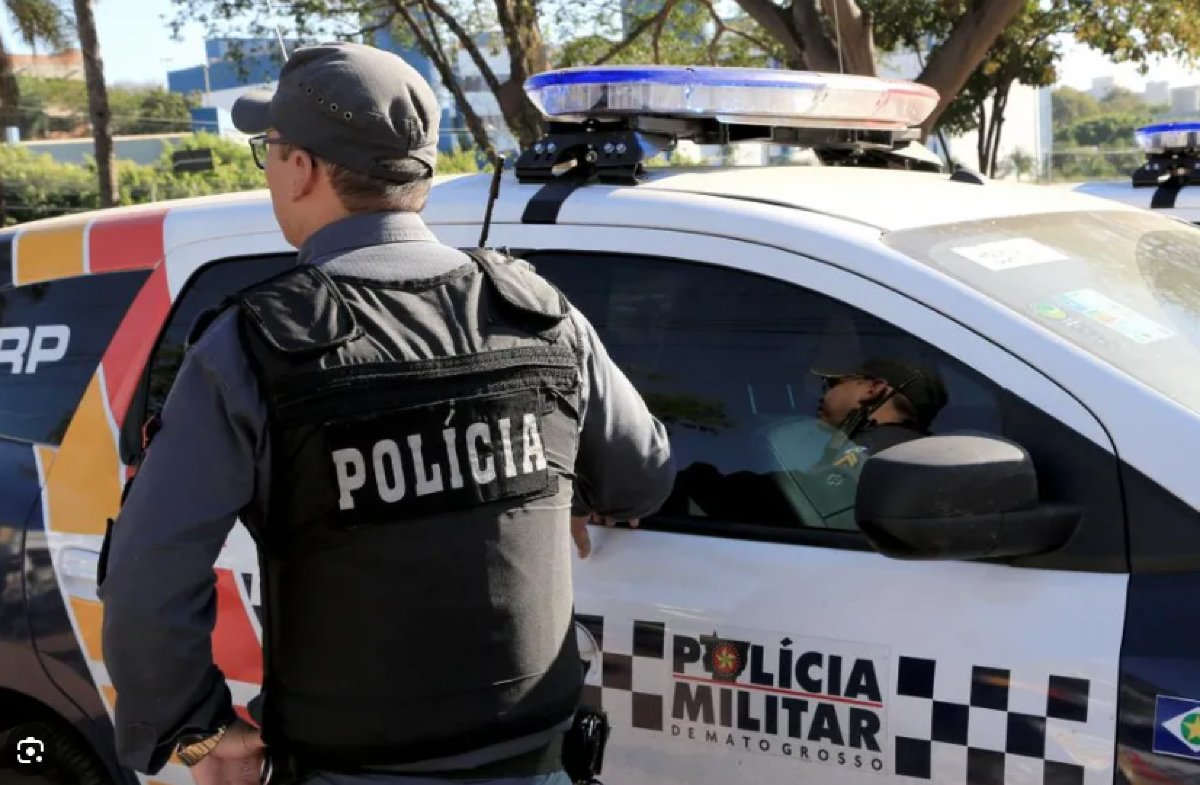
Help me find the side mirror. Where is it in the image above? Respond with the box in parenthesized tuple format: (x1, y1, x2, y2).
(854, 434, 1080, 560)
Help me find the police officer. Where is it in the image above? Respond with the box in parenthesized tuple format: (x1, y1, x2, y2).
(99, 41, 674, 785)
(811, 357, 947, 520)
(760, 357, 947, 528)
(812, 357, 948, 455)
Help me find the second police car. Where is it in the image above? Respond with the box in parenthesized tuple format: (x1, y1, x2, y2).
(1, 65, 1199, 785)
(1070, 121, 1200, 225)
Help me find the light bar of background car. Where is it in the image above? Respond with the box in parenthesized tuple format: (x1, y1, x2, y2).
(523, 66, 940, 131)
(1135, 122, 1200, 155)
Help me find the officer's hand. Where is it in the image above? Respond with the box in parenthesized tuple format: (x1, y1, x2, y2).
(188, 720, 265, 785)
(571, 513, 639, 559)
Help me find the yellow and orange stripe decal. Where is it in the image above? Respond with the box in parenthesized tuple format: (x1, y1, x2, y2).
(12, 218, 88, 285)
(40, 374, 123, 536)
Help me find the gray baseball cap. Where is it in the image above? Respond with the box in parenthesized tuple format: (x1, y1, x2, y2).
(232, 41, 440, 181)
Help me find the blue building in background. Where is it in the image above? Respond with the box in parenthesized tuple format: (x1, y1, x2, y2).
(167, 34, 461, 153)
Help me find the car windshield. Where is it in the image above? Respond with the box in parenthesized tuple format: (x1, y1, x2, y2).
(883, 209, 1200, 414)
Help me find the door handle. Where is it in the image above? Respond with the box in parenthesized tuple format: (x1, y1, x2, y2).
(59, 547, 101, 601)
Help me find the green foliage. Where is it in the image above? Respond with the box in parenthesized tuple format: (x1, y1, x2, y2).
(1050, 87, 1165, 150)
(3, 0, 70, 50)
(1, 132, 485, 225)
(436, 146, 489, 173)
(0, 143, 98, 224)
(1051, 87, 1101, 127)
(553, 1, 778, 69)
(14, 75, 200, 139)
(864, 0, 1200, 171)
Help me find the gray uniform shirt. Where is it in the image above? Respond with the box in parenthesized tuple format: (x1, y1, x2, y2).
(98, 211, 675, 775)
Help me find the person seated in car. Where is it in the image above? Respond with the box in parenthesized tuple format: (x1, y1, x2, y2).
(763, 357, 949, 529)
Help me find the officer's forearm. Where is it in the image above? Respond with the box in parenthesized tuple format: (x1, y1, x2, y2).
(101, 566, 235, 773)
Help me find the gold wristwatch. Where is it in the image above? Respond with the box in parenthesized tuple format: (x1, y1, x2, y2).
(174, 724, 229, 766)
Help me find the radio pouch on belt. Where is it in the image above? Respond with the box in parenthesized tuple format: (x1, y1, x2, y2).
(562, 705, 610, 785)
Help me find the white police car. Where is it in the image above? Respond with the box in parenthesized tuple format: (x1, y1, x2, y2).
(1070, 121, 1200, 225)
(1, 66, 1199, 785)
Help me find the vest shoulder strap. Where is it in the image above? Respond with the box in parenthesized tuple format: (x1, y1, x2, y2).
(463, 248, 569, 332)
(237, 265, 362, 355)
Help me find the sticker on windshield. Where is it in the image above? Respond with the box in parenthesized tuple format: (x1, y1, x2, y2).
(951, 238, 1068, 271)
(1055, 289, 1175, 344)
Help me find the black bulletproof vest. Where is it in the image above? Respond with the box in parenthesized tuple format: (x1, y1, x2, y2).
(235, 250, 585, 771)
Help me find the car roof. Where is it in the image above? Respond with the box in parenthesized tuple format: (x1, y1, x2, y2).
(0, 165, 1140, 245)
(628, 166, 1140, 230)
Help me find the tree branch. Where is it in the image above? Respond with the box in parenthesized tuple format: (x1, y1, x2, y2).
(697, 0, 776, 59)
(651, 0, 679, 63)
(708, 29, 723, 65)
(418, 0, 504, 96)
(916, 0, 1025, 135)
(730, 0, 805, 67)
(344, 10, 399, 40)
(391, 0, 493, 153)
(594, 0, 678, 65)
(418, 0, 451, 73)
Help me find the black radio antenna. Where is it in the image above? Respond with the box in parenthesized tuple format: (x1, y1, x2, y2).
(479, 151, 506, 248)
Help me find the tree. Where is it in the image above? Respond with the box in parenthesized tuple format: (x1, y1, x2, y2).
(891, 0, 1200, 176)
(71, 0, 117, 207)
(1007, 147, 1034, 181)
(0, 0, 69, 132)
(1052, 86, 1100, 128)
(931, 1, 1065, 176)
(735, 0, 1029, 135)
(169, 0, 775, 153)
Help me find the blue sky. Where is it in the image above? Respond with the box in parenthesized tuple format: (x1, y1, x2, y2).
(3, 0, 211, 86)
(2, 0, 1198, 91)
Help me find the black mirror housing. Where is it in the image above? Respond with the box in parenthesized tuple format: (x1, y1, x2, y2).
(854, 434, 1080, 560)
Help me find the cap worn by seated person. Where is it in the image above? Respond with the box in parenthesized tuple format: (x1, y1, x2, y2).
(230, 41, 440, 182)
(812, 357, 949, 429)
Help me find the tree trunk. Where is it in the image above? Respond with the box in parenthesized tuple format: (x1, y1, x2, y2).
(493, 0, 548, 148)
(988, 88, 1009, 178)
(0, 36, 20, 132)
(976, 102, 988, 173)
(818, 0, 876, 75)
(792, 0, 841, 72)
(72, 0, 117, 208)
(916, 0, 1025, 136)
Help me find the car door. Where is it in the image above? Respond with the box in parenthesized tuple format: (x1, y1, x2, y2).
(37, 246, 296, 785)
(3, 217, 171, 785)
(491, 226, 1128, 785)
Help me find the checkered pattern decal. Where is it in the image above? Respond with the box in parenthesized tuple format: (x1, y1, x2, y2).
(576, 614, 666, 732)
(893, 656, 1097, 785)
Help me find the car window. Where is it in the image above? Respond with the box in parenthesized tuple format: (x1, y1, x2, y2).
(0, 270, 149, 446)
(883, 210, 1200, 417)
(122, 254, 296, 460)
(522, 251, 1005, 532)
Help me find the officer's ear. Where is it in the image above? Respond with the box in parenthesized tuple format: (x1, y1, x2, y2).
(287, 149, 321, 201)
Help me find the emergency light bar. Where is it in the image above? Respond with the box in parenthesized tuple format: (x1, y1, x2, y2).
(1132, 122, 1200, 188)
(524, 66, 940, 131)
(1135, 121, 1200, 154)
(514, 65, 944, 184)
